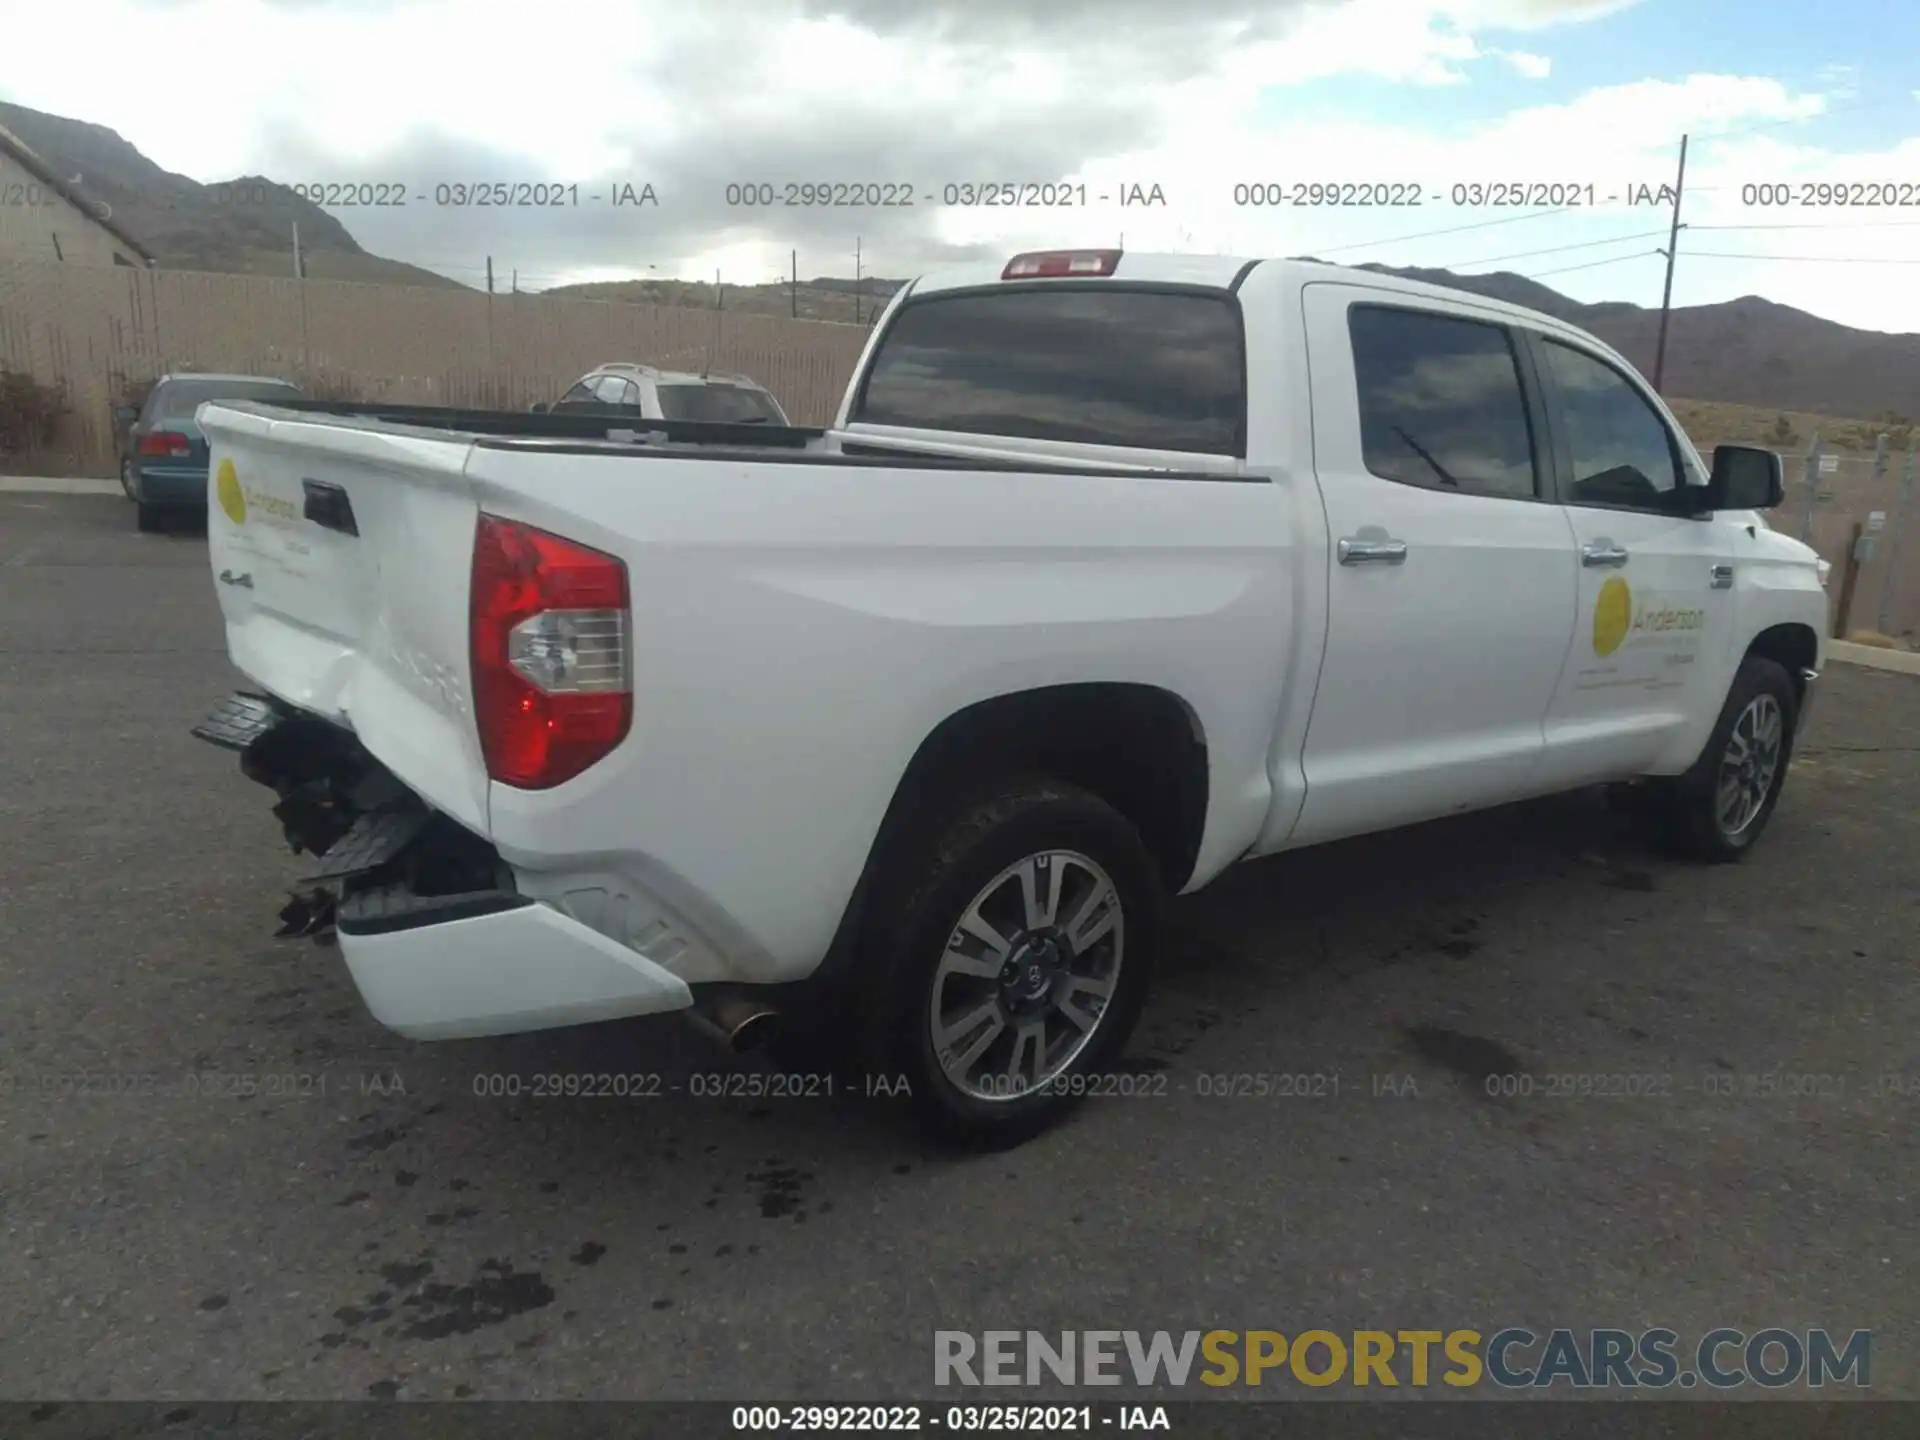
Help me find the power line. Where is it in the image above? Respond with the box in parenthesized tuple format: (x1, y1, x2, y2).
(1688, 219, 1920, 232)
(1283, 98, 1917, 263)
(1442, 229, 1671, 270)
(1683, 249, 1920, 265)
(1524, 250, 1664, 280)
(1293, 182, 1869, 266)
(1305, 98, 1915, 271)
(1309, 206, 1586, 256)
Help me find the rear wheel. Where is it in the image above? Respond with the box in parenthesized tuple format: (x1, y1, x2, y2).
(1657, 656, 1798, 862)
(120, 459, 137, 502)
(861, 780, 1163, 1146)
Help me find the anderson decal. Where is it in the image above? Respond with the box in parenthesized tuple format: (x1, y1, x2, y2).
(1593, 577, 1631, 657)
(1592, 576, 1706, 658)
(215, 458, 246, 525)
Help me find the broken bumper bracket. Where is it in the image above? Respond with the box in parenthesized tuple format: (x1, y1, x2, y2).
(189, 692, 281, 752)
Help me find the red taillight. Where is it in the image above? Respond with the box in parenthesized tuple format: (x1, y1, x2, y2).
(138, 430, 191, 458)
(1002, 249, 1122, 280)
(470, 514, 632, 790)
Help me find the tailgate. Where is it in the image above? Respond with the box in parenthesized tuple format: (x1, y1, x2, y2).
(199, 402, 493, 835)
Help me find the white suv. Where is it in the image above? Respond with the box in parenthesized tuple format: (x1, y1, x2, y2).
(538, 363, 790, 425)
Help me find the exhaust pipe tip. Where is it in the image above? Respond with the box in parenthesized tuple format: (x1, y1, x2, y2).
(726, 1008, 779, 1054)
(687, 990, 781, 1055)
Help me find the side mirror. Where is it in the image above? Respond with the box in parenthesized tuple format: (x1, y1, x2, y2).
(528, 401, 549, 414)
(1705, 445, 1785, 511)
(113, 406, 137, 426)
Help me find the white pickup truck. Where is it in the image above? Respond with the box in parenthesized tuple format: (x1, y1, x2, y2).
(193, 249, 1827, 1143)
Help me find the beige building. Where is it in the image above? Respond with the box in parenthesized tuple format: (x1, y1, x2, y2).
(0, 124, 154, 268)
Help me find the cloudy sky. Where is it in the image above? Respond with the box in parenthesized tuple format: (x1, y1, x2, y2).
(6, 0, 1920, 329)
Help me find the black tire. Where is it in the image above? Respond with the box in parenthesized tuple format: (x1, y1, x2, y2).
(859, 779, 1164, 1147)
(120, 459, 137, 502)
(135, 502, 162, 533)
(1658, 656, 1799, 863)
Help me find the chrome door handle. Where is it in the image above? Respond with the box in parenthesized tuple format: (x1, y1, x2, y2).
(1710, 564, 1734, 589)
(1338, 537, 1408, 566)
(1581, 542, 1629, 568)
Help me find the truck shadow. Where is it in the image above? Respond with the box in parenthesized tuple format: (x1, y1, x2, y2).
(376, 784, 1661, 1156)
(1166, 785, 1655, 987)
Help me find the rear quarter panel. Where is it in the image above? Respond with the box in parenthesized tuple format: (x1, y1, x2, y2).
(466, 448, 1310, 980)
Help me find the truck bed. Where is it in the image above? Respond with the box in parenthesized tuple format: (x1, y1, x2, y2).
(273, 398, 829, 452)
(197, 392, 1307, 977)
(252, 399, 1247, 479)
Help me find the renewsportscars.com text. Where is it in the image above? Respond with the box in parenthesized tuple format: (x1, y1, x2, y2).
(934, 1328, 1871, 1390)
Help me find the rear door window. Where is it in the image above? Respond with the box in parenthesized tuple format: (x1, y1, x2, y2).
(1347, 305, 1539, 500)
(852, 287, 1245, 455)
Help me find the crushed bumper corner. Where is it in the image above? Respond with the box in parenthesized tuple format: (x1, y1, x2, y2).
(338, 898, 696, 1040)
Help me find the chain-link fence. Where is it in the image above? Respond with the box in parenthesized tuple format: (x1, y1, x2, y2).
(4, 255, 1918, 642)
(1770, 435, 1920, 646)
(0, 257, 870, 476)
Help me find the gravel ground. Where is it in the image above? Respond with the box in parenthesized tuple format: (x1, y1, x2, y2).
(2, 494, 1916, 1408)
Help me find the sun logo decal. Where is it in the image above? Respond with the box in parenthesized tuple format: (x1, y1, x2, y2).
(216, 458, 246, 525)
(1593, 575, 1631, 657)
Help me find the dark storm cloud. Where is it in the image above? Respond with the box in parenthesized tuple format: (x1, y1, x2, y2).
(144, 0, 1635, 283)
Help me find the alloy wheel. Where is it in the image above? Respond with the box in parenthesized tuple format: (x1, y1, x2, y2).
(927, 850, 1124, 1103)
(1715, 693, 1784, 839)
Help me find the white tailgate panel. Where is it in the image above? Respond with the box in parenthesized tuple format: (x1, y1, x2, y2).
(201, 406, 492, 835)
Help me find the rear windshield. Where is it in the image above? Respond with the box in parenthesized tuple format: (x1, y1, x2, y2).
(852, 287, 1245, 455)
(655, 384, 785, 424)
(154, 379, 301, 419)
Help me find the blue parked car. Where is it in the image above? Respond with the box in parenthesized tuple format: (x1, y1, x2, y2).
(116, 373, 303, 531)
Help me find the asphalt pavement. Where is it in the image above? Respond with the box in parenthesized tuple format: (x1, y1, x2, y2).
(2, 493, 1917, 1404)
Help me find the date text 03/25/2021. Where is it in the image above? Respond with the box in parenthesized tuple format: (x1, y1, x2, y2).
(730, 1405, 1171, 1433)
(260, 180, 1172, 209)
(721, 182, 1168, 208)
(272, 182, 661, 208)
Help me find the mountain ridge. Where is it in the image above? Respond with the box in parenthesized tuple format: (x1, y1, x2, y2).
(0, 100, 467, 289)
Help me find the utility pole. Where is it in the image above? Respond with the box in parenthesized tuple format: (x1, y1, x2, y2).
(854, 237, 863, 325)
(791, 249, 798, 318)
(486, 256, 494, 295)
(1876, 441, 1918, 636)
(1652, 133, 1689, 393)
(511, 269, 518, 294)
(291, 221, 302, 278)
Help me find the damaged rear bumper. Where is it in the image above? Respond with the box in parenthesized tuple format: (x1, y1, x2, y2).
(192, 691, 694, 1039)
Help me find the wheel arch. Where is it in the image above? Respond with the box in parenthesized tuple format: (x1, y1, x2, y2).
(1744, 621, 1821, 712)
(809, 682, 1210, 997)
